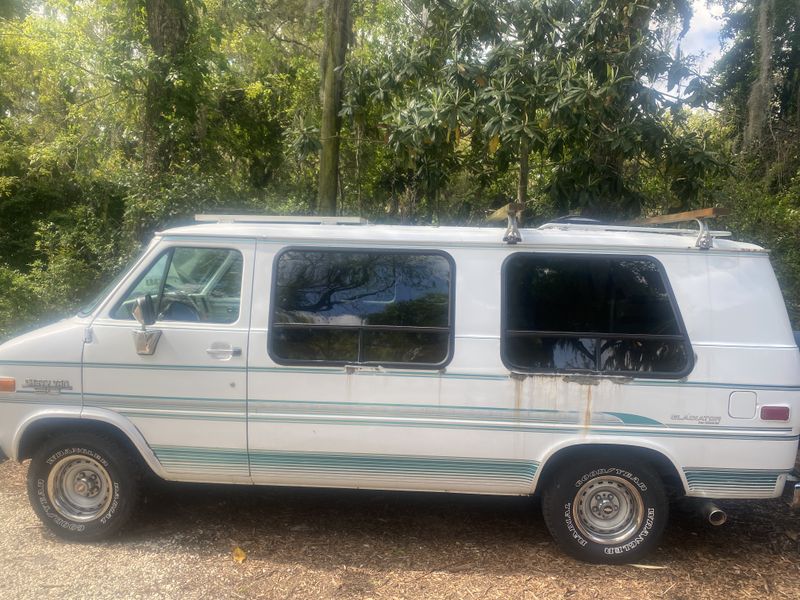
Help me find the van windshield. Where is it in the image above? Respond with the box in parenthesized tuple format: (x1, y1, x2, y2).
(77, 248, 147, 317)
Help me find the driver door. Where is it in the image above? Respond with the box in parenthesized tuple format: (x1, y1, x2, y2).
(82, 240, 255, 483)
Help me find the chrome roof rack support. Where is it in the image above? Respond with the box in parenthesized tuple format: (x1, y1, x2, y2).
(634, 208, 730, 250)
(487, 203, 524, 245)
(195, 214, 368, 225)
(504, 212, 522, 245)
(694, 218, 713, 250)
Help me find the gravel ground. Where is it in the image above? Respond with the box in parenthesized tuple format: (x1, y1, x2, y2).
(0, 458, 798, 600)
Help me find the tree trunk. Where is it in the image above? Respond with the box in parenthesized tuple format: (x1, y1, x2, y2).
(744, 0, 775, 147)
(142, 0, 193, 171)
(317, 0, 351, 216)
(517, 136, 529, 206)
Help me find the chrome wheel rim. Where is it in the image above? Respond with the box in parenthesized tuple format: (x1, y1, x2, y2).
(572, 475, 644, 544)
(47, 456, 113, 522)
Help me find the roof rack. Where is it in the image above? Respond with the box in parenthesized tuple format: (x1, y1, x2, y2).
(195, 214, 368, 225)
(539, 208, 731, 250)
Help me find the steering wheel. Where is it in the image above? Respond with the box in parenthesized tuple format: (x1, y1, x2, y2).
(159, 299, 200, 322)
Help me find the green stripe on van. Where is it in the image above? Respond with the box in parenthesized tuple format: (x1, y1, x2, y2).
(150, 445, 538, 485)
(683, 468, 785, 494)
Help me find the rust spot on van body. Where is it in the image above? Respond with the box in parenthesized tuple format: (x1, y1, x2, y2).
(513, 376, 522, 412)
(582, 385, 592, 435)
(344, 367, 353, 402)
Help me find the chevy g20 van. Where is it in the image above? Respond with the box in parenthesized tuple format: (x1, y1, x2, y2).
(0, 214, 798, 564)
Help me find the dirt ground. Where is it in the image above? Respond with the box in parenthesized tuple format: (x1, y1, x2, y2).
(0, 459, 798, 600)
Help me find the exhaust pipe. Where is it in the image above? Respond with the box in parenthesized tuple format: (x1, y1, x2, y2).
(701, 501, 727, 526)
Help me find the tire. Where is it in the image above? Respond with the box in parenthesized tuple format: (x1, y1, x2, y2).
(26, 432, 140, 541)
(541, 458, 668, 564)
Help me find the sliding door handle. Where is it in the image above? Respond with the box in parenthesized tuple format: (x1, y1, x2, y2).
(205, 344, 242, 360)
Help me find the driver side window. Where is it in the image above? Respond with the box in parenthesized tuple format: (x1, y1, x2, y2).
(112, 247, 243, 324)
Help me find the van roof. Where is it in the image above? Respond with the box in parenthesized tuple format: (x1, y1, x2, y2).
(158, 221, 767, 254)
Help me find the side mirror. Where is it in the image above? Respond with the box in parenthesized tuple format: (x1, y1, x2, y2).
(131, 295, 161, 356)
(132, 294, 156, 328)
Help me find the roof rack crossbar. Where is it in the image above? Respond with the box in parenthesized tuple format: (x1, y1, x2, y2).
(536, 222, 732, 237)
(194, 214, 367, 225)
(539, 207, 731, 248)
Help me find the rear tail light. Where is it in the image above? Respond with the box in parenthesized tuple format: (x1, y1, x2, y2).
(0, 378, 15, 393)
(760, 405, 790, 421)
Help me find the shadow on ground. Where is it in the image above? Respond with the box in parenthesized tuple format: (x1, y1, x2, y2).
(124, 476, 800, 574)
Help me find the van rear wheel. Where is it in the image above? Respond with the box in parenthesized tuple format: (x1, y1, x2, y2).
(27, 432, 140, 541)
(541, 458, 667, 564)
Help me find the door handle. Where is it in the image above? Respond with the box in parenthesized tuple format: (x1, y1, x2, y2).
(205, 344, 242, 359)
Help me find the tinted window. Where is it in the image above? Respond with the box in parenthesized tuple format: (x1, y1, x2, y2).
(113, 247, 243, 324)
(270, 250, 452, 366)
(503, 254, 690, 375)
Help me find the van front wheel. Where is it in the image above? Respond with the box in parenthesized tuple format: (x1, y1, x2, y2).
(27, 432, 140, 541)
(541, 459, 667, 564)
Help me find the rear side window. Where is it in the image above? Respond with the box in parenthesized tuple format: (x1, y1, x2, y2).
(502, 254, 691, 376)
(270, 249, 454, 367)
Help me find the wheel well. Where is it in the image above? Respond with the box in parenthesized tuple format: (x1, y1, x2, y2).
(17, 418, 152, 475)
(535, 444, 685, 497)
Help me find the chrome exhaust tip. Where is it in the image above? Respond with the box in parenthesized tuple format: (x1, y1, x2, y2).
(702, 501, 727, 526)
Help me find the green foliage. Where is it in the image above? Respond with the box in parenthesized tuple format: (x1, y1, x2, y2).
(0, 204, 126, 339)
(722, 175, 800, 325)
(338, 0, 723, 220)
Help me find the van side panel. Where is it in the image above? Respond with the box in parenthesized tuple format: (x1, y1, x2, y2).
(248, 243, 799, 499)
(247, 243, 539, 494)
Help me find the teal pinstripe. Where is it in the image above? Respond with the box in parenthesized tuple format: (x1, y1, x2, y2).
(3, 359, 799, 390)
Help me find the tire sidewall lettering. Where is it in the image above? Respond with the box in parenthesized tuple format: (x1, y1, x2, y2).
(574, 467, 648, 493)
(46, 447, 109, 468)
(563, 502, 589, 547)
(100, 483, 121, 525)
(603, 508, 656, 555)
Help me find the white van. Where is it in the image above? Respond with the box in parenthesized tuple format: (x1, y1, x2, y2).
(1, 215, 798, 564)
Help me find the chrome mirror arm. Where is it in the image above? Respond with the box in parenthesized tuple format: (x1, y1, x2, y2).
(132, 295, 161, 355)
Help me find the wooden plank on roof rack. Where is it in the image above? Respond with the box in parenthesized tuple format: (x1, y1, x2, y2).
(486, 203, 525, 223)
(632, 207, 730, 225)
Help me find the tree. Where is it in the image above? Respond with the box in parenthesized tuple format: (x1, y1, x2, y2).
(372, 0, 720, 219)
